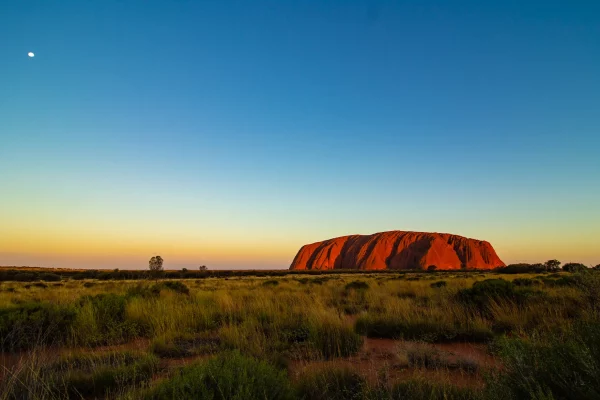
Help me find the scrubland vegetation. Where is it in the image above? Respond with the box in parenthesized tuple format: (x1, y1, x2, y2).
(1, 267, 599, 399)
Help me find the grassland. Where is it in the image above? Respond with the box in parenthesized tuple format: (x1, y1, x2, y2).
(1, 268, 599, 399)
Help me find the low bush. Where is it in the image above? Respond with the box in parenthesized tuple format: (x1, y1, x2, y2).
(274, 315, 310, 345)
(512, 278, 538, 287)
(458, 279, 539, 311)
(540, 275, 578, 287)
(489, 321, 600, 400)
(562, 263, 588, 273)
(73, 294, 143, 345)
(0, 303, 76, 350)
(344, 281, 369, 291)
(430, 280, 447, 288)
(262, 280, 279, 286)
(141, 351, 294, 400)
(157, 281, 190, 295)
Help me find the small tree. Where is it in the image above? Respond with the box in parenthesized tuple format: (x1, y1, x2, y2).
(149, 256, 164, 279)
(545, 259, 561, 271)
(181, 268, 188, 273)
(427, 265, 437, 272)
(199, 265, 207, 271)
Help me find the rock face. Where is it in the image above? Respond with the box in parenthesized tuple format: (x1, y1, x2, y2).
(289, 231, 505, 271)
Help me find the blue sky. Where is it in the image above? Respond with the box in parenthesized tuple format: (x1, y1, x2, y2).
(1, 0, 599, 269)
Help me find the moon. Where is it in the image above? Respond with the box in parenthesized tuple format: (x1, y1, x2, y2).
(28, 52, 35, 58)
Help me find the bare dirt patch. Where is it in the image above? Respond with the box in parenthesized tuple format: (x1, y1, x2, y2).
(288, 337, 497, 388)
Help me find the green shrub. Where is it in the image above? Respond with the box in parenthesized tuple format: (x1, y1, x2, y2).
(141, 351, 294, 400)
(126, 283, 153, 298)
(157, 281, 190, 295)
(458, 279, 538, 311)
(0, 303, 76, 350)
(575, 271, 600, 313)
(344, 281, 369, 291)
(430, 280, 447, 288)
(512, 278, 538, 287)
(262, 280, 279, 286)
(489, 321, 600, 400)
(74, 294, 142, 345)
(562, 263, 588, 273)
(541, 275, 578, 287)
(274, 314, 310, 345)
(296, 366, 367, 400)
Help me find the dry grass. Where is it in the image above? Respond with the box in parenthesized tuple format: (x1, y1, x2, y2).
(0, 271, 598, 399)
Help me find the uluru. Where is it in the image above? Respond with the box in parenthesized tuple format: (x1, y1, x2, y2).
(290, 231, 505, 271)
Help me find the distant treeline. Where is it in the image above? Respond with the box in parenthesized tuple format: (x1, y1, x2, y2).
(496, 262, 597, 274)
(1, 268, 455, 282)
(0, 263, 597, 282)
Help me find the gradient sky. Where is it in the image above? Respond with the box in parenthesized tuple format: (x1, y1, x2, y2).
(1, 0, 599, 269)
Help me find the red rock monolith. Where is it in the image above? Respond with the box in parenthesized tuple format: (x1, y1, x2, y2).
(289, 231, 504, 270)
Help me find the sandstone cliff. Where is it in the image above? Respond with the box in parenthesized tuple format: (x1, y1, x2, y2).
(289, 231, 504, 270)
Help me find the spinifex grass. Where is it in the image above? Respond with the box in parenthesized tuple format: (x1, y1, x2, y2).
(0, 270, 598, 399)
